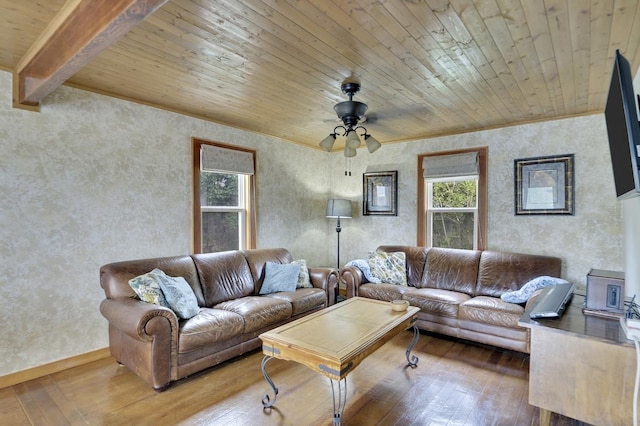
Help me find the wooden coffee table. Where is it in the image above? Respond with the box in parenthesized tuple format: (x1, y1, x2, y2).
(259, 297, 420, 425)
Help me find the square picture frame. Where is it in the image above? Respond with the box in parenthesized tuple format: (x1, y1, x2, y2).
(363, 171, 398, 216)
(514, 154, 575, 215)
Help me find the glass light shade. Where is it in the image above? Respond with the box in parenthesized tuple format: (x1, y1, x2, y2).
(326, 199, 352, 218)
(345, 130, 361, 149)
(319, 134, 336, 151)
(364, 134, 381, 153)
(344, 146, 356, 157)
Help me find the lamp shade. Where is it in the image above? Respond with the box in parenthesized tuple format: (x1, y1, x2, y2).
(326, 199, 352, 218)
(364, 134, 381, 153)
(344, 146, 356, 157)
(345, 130, 361, 149)
(319, 134, 336, 151)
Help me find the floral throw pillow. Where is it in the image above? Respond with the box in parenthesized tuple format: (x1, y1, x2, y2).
(292, 259, 313, 288)
(368, 251, 407, 286)
(128, 269, 171, 307)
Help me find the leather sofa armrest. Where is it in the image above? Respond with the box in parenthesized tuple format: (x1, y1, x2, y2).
(99, 297, 178, 341)
(341, 265, 366, 299)
(308, 267, 339, 306)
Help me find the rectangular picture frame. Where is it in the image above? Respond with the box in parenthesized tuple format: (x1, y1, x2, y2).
(514, 154, 575, 215)
(363, 171, 398, 216)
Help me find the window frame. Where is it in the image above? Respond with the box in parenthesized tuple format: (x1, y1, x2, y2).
(192, 138, 256, 253)
(417, 147, 488, 250)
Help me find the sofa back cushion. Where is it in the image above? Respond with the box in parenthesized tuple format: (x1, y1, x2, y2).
(476, 250, 562, 297)
(192, 251, 254, 306)
(419, 248, 480, 296)
(241, 248, 294, 294)
(100, 256, 203, 304)
(376, 245, 428, 287)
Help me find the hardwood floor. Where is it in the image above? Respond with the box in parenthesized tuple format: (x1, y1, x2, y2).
(1, 331, 587, 425)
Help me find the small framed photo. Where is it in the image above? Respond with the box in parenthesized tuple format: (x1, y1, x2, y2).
(515, 154, 574, 215)
(363, 171, 398, 216)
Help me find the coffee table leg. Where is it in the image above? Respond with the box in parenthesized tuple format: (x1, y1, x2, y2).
(406, 325, 419, 368)
(261, 355, 278, 408)
(329, 377, 347, 425)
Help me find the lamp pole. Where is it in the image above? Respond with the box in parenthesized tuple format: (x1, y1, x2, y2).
(335, 216, 342, 270)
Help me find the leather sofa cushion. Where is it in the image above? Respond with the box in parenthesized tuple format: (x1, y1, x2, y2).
(178, 308, 245, 353)
(376, 245, 428, 286)
(215, 296, 292, 333)
(459, 296, 524, 328)
(193, 251, 255, 306)
(475, 251, 562, 297)
(264, 288, 326, 316)
(403, 288, 470, 318)
(418, 248, 480, 296)
(358, 283, 411, 301)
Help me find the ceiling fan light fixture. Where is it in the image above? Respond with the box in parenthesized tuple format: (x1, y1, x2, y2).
(319, 133, 337, 151)
(322, 81, 381, 169)
(364, 134, 381, 153)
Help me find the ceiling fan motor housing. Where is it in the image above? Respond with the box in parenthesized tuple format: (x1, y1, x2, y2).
(334, 101, 367, 127)
(334, 82, 368, 128)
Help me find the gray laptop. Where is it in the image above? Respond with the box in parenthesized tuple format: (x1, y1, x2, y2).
(529, 282, 575, 319)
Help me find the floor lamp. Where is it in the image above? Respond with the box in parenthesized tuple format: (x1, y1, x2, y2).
(326, 199, 352, 269)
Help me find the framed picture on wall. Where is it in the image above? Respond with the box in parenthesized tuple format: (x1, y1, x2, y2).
(514, 154, 575, 215)
(363, 171, 398, 216)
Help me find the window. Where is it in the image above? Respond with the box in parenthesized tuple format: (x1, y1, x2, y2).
(418, 148, 487, 250)
(427, 177, 477, 249)
(192, 139, 256, 253)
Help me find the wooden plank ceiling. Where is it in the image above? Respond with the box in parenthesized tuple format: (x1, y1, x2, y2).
(1, 0, 639, 151)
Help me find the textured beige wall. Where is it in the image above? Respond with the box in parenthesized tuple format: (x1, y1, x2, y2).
(0, 71, 332, 377)
(0, 67, 625, 377)
(329, 114, 623, 287)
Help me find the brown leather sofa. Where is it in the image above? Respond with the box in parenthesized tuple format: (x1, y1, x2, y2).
(341, 245, 562, 353)
(99, 248, 338, 391)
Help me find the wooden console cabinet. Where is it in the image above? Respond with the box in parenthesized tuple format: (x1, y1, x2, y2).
(519, 294, 636, 426)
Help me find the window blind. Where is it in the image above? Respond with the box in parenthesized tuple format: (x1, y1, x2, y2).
(201, 144, 254, 175)
(422, 152, 478, 179)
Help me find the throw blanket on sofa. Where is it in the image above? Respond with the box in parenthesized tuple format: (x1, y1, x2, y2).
(345, 259, 382, 283)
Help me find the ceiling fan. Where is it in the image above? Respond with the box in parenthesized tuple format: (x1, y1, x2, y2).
(319, 81, 381, 157)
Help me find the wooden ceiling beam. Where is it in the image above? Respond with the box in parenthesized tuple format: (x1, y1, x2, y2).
(12, 0, 168, 110)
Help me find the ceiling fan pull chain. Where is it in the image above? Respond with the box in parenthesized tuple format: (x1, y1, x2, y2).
(344, 157, 353, 176)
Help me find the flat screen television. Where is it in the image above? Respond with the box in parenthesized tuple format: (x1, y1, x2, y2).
(604, 49, 640, 200)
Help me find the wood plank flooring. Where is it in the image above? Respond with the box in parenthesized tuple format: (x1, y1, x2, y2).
(1, 331, 587, 425)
